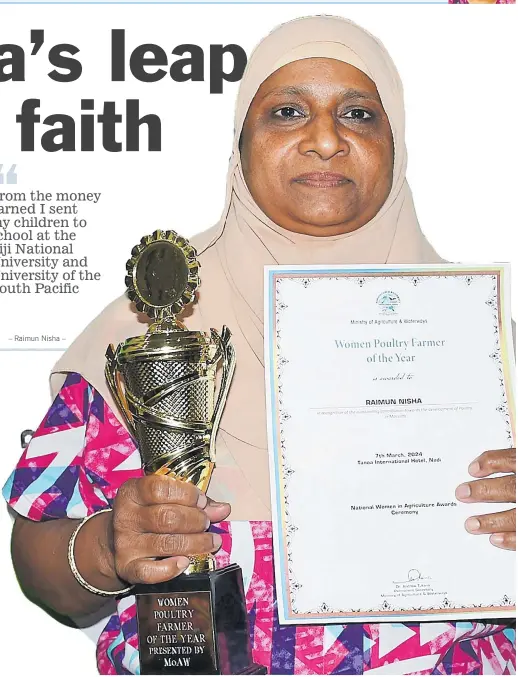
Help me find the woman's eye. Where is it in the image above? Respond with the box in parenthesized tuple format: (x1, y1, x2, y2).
(273, 107, 304, 119)
(343, 109, 373, 121)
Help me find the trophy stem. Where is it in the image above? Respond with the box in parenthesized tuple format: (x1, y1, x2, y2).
(153, 457, 214, 495)
(185, 554, 217, 575)
(152, 465, 216, 575)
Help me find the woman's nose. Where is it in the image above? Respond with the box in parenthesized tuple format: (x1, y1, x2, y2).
(298, 115, 350, 160)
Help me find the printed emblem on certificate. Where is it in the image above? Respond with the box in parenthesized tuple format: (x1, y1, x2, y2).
(264, 264, 515, 624)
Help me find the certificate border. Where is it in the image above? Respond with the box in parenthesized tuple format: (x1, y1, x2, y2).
(265, 264, 516, 623)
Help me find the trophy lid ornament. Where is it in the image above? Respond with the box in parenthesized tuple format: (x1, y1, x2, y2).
(124, 229, 200, 323)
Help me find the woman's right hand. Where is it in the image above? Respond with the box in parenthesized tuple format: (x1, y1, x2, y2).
(110, 475, 231, 585)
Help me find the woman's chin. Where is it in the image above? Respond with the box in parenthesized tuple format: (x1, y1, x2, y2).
(287, 203, 362, 235)
(284, 215, 363, 237)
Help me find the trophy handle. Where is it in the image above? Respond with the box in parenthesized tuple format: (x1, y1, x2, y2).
(208, 326, 236, 463)
(105, 344, 136, 437)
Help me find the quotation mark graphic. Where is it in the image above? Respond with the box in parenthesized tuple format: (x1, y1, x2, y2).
(0, 164, 18, 184)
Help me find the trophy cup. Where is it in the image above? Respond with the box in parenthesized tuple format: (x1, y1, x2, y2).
(105, 230, 265, 675)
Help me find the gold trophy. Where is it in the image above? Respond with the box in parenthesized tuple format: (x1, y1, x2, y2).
(105, 230, 265, 675)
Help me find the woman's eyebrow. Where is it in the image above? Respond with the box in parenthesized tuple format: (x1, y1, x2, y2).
(261, 85, 379, 102)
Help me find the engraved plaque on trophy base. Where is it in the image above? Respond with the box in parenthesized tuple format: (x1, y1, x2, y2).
(135, 564, 267, 675)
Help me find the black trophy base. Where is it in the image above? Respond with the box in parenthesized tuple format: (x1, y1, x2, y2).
(135, 563, 267, 675)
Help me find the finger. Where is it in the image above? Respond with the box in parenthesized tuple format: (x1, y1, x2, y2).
(490, 532, 516, 551)
(204, 497, 231, 523)
(138, 504, 209, 534)
(456, 475, 516, 503)
(469, 448, 516, 477)
(121, 556, 191, 585)
(137, 531, 222, 559)
(465, 508, 516, 535)
(132, 475, 203, 508)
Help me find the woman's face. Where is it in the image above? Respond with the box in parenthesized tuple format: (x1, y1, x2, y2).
(241, 58, 394, 237)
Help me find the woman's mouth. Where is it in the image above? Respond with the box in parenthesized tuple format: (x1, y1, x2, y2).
(292, 172, 351, 188)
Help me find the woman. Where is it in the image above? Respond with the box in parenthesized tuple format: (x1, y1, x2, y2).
(3, 16, 515, 676)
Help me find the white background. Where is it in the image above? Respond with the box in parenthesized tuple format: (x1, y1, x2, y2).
(0, 4, 516, 676)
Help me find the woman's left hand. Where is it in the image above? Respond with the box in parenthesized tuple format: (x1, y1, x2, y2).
(455, 448, 516, 550)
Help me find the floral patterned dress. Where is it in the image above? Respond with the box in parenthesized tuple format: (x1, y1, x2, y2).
(449, 1, 515, 4)
(3, 374, 516, 675)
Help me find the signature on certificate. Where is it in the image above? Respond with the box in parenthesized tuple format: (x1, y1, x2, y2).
(393, 569, 432, 584)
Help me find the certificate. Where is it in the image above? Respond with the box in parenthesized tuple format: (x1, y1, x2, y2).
(264, 264, 515, 624)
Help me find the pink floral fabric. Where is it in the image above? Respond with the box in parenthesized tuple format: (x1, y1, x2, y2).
(449, 1, 515, 4)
